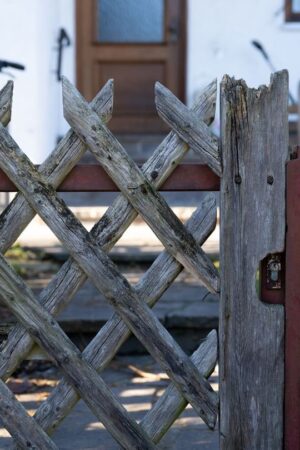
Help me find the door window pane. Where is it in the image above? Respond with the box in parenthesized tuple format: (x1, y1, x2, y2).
(97, 0, 165, 43)
(292, 0, 300, 12)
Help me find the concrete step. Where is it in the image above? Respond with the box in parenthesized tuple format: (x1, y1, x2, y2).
(39, 266, 218, 354)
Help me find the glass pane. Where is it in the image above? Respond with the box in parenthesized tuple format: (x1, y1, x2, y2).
(97, 0, 165, 43)
(292, 0, 300, 12)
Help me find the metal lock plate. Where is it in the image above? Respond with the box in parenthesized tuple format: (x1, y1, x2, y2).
(266, 254, 283, 290)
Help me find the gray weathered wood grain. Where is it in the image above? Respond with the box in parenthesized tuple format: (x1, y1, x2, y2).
(0, 79, 218, 442)
(0, 80, 216, 386)
(155, 82, 222, 176)
(32, 195, 217, 435)
(0, 124, 218, 429)
(0, 81, 13, 127)
(0, 378, 58, 449)
(0, 79, 113, 254)
(219, 71, 288, 449)
(63, 77, 219, 294)
(141, 329, 218, 443)
(0, 254, 155, 449)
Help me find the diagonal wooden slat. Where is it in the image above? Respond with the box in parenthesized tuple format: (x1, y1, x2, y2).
(32, 195, 217, 435)
(0, 79, 113, 254)
(0, 126, 218, 428)
(0, 254, 155, 449)
(1, 82, 219, 438)
(0, 379, 58, 449)
(0, 81, 218, 442)
(0, 79, 217, 385)
(0, 81, 13, 127)
(63, 78, 219, 294)
(141, 330, 218, 444)
(155, 82, 222, 176)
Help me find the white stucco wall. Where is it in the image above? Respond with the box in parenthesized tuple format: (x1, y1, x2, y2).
(0, 0, 75, 163)
(0, 0, 299, 162)
(187, 0, 300, 109)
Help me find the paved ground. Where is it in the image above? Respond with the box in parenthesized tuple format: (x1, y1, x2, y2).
(0, 357, 219, 449)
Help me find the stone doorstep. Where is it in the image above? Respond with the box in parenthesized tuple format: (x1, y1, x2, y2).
(55, 275, 219, 328)
(58, 302, 219, 334)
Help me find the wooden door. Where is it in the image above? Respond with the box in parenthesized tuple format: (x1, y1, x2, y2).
(76, 0, 186, 133)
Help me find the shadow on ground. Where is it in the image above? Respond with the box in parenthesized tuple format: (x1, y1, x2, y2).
(0, 356, 219, 449)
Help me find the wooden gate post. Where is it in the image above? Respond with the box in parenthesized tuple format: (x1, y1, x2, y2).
(219, 71, 289, 449)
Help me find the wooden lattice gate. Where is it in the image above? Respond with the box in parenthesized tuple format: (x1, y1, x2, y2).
(0, 70, 289, 449)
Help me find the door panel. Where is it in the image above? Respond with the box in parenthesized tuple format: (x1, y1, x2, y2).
(76, 0, 186, 133)
(95, 62, 166, 114)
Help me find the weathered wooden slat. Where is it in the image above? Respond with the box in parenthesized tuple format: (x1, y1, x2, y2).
(0, 126, 218, 429)
(32, 195, 217, 434)
(0, 79, 113, 255)
(63, 77, 219, 294)
(0, 81, 13, 127)
(0, 163, 220, 192)
(0, 254, 155, 449)
(219, 71, 288, 449)
(0, 79, 216, 387)
(155, 82, 222, 176)
(0, 379, 58, 449)
(141, 330, 218, 443)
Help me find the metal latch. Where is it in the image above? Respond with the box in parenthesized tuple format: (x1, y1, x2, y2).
(266, 254, 283, 290)
(260, 253, 285, 305)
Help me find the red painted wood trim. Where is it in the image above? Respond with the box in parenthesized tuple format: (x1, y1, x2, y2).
(285, 155, 300, 449)
(0, 163, 220, 192)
